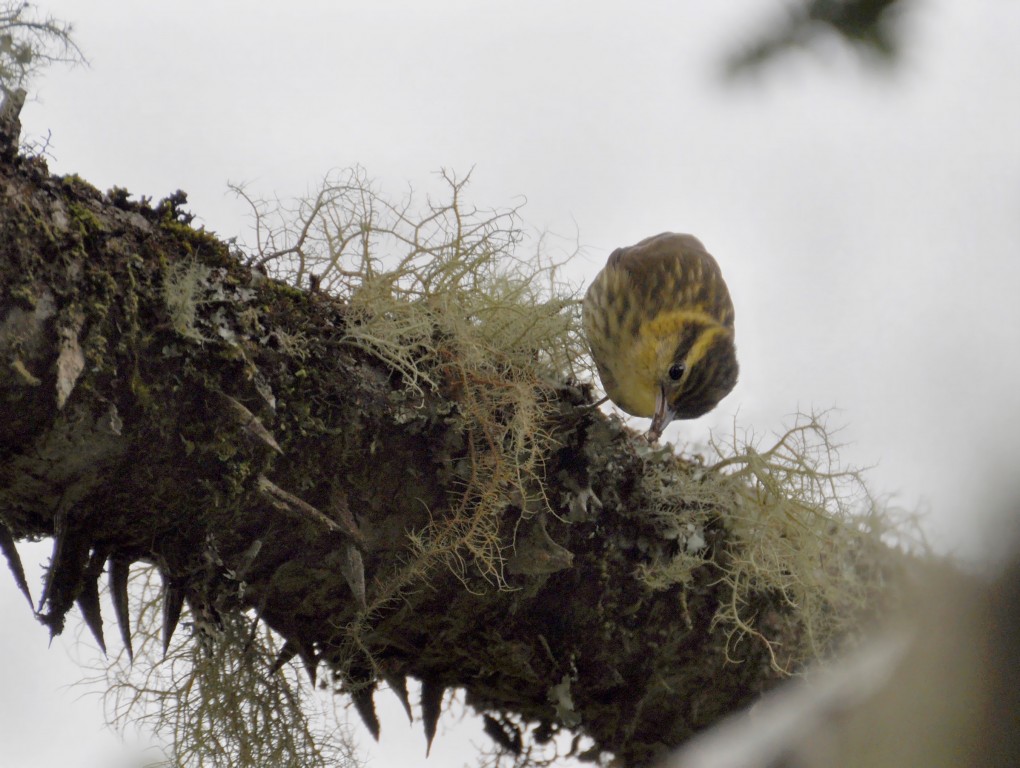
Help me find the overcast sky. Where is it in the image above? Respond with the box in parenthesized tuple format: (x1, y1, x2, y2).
(3, 1, 1020, 766)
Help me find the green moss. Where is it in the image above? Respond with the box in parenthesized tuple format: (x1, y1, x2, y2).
(59, 173, 103, 201)
(67, 201, 105, 245)
(128, 367, 153, 409)
(153, 191, 233, 267)
(10, 358, 42, 386)
(160, 218, 232, 261)
(8, 283, 37, 308)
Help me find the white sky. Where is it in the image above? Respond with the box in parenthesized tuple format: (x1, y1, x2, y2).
(3, 1, 1020, 766)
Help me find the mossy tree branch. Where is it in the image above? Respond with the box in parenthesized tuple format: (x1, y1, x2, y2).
(0, 119, 900, 766)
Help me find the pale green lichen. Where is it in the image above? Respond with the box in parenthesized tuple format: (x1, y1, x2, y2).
(236, 168, 588, 595)
(636, 410, 915, 671)
(91, 565, 351, 768)
(163, 259, 214, 342)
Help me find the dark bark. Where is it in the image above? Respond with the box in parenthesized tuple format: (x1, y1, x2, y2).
(0, 140, 792, 766)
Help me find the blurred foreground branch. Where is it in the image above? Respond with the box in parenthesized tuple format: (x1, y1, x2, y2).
(727, 0, 912, 74)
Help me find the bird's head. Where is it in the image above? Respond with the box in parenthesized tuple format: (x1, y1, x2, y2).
(641, 309, 739, 440)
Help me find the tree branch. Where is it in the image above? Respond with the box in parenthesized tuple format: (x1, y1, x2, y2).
(0, 151, 899, 767)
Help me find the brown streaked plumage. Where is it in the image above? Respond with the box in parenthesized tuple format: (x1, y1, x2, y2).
(582, 232, 738, 441)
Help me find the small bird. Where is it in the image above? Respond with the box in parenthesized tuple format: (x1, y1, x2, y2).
(582, 232, 738, 441)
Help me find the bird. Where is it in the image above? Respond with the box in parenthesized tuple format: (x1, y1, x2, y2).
(582, 232, 738, 441)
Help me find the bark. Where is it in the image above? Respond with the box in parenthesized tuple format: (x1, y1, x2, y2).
(0, 120, 789, 766)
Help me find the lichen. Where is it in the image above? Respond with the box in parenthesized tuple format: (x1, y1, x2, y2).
(237, 168, 588, 599)
(163, 258, 215, 342)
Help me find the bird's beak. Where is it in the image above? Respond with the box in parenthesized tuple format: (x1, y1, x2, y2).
(648, 386, 675, 442)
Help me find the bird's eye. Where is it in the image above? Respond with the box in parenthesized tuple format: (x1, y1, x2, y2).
(668, 363, 685, 381)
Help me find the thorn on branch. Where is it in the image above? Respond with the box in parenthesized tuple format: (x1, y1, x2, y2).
(257, 475, 363, 544)
(351, 683, 381, 741)
(0, 522, 33, 608)
(73, 547, 111, 655)
(338, 542, 366, 609)
(382, 671, 413, 723)
(55, 311, 86, 410)
(161, 577, 186, 655)
(221, 394, 283, 455)
(76, 570, 106, 655)
(38, 513, 91, 640)
(421, 677, 446, 756)
(269, 639, 298, 674)
(108, 557, 134, 661)
(270, 637, 319, 684)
